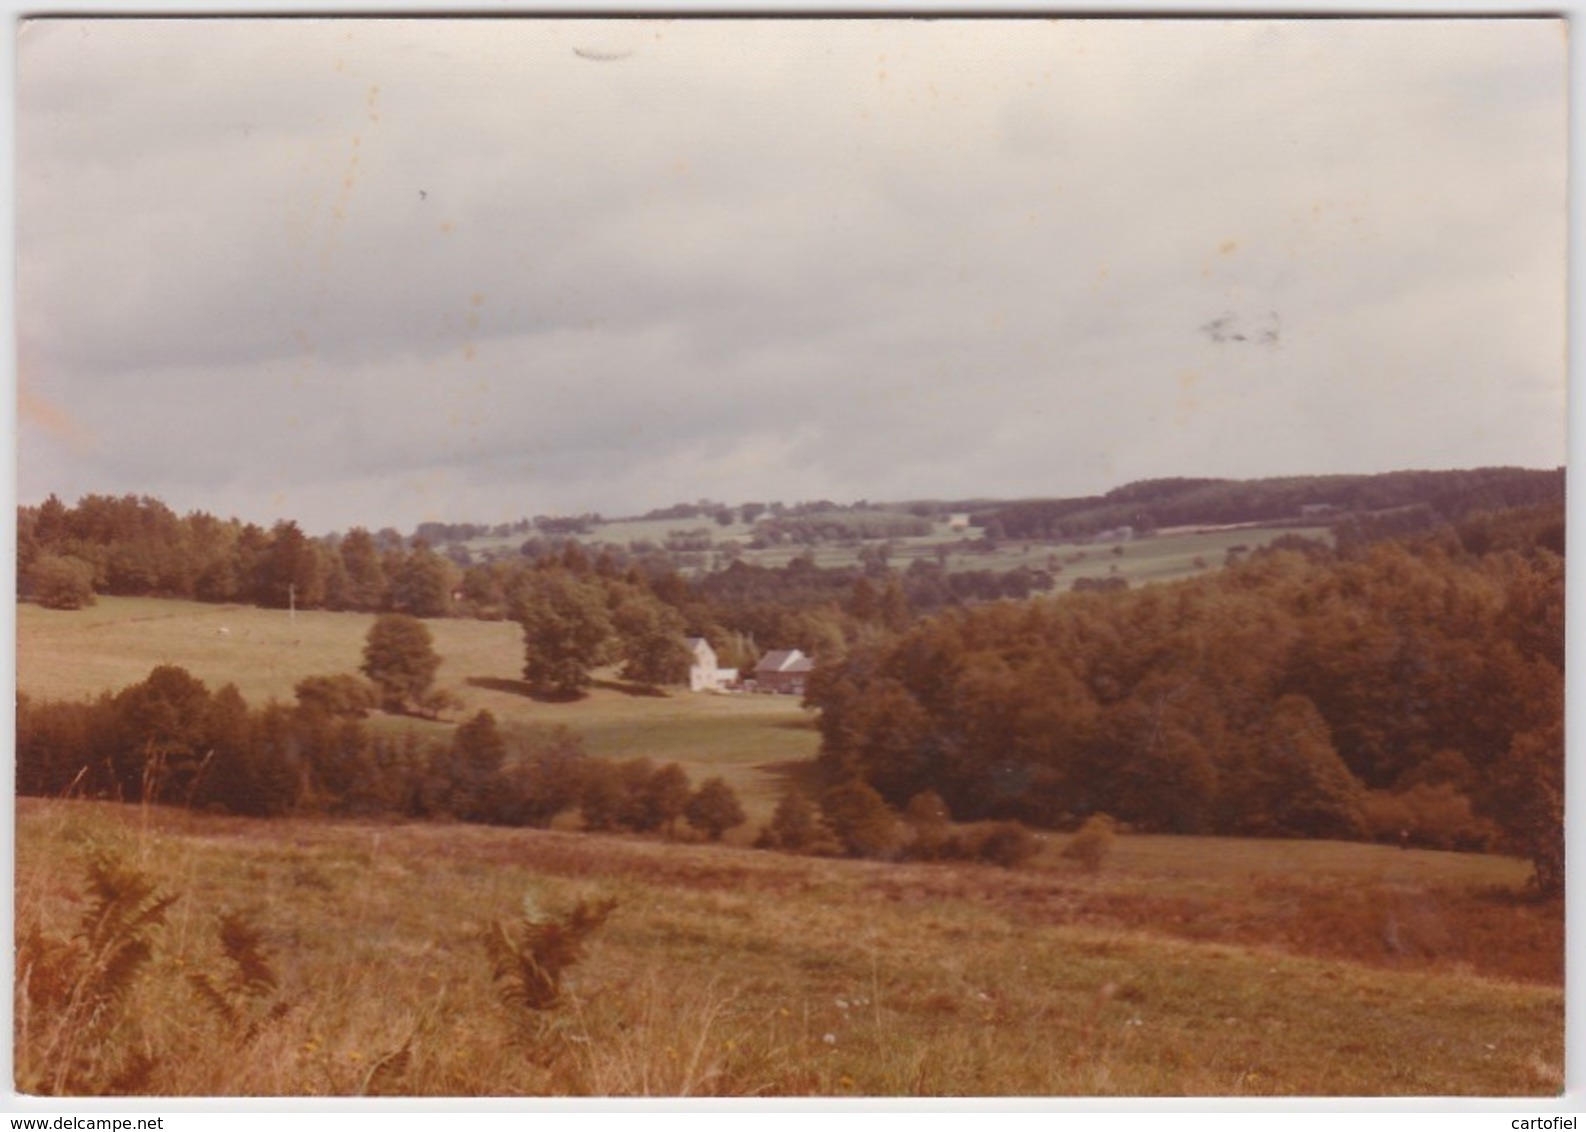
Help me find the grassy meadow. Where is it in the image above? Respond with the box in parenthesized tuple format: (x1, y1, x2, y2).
(15, 596, 817, 821)
(13, 798, 1563, 1097)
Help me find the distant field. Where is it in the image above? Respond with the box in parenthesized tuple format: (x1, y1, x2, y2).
(15, 597, 818, 819)
(929, 524, 1333, 586)
(459, 518, 1332, 588)
(13, 799, 1563, 1096)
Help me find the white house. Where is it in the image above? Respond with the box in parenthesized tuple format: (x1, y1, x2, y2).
(686, 637, 737, 692)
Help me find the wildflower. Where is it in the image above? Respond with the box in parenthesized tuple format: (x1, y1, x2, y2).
(822, 1033, 837, 1045)
(835, 998, 849, 1010)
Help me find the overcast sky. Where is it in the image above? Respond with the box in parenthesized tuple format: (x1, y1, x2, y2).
(15, 17, 1567, 535)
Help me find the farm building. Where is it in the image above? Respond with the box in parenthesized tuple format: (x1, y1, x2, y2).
(753, 649, 815, 695)
(686, 637, 737, 692)
(1090, 525, 1135, 544)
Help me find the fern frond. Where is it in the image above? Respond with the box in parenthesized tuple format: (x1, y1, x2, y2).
(90, 938, 153, 1009)
(216, 911, 278, 998)
(361, 1041, 413, 1096)
(187, 971, 239, 1029)
(103, 1050, 157, 1097)
(484, 897, 616, 1019)
(76, 852, 178, 1001)
(17, 924, 82, 1013)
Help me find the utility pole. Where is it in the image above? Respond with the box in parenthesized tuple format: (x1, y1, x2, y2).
(289, 582, 296, 636)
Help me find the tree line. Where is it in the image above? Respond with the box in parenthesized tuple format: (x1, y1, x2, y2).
(804, 503, 1564, 894)
(15, 662, 747, 840)
(971, 466, 1563, 542)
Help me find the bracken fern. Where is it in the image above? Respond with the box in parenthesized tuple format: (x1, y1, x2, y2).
(187, 910, 290, 1043)
(15, 850, 179, 1095)
(360, 1040, 414, 1096)
(484, 895, 617, 1018)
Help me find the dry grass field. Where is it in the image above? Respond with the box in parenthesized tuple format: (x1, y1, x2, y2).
(13, 798, 1563, 1098)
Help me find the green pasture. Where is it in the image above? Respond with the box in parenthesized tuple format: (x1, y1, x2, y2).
(15, 596, 817, 818)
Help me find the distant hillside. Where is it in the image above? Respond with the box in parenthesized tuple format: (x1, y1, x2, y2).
(964, 466, 1563, 542)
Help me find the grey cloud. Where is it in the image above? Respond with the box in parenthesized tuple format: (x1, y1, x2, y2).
(16, 18, 1566, 534)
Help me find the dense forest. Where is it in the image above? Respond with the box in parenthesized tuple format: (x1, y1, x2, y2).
(806, 503, 1563, 892)
(14, 471, 1565, 892)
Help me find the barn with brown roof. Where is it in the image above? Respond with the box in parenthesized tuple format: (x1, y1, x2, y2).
(753, 649, 815, 695)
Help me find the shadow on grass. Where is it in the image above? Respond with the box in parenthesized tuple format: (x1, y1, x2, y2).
(767, 716, 818, 731)
(755, 758, 824, 793)
(465, 675, 584, 704)
(465, 675, 671, 702)
(591, 678, 671, 699)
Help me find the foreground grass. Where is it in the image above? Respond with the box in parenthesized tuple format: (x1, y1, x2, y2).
(14, 799, 1563, 1097)
(15, 598, 817, 819)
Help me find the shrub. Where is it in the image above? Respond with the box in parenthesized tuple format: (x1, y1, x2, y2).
(755, 789, 837, 855)
(293, 674, 377, 719)
(903, 790, 952, 860)
(31, 554, 97, 610)
(686, 777, 747, 841)
(1365, 783, 1498, 852)
(636, 762, 693, 836)
(1062, 813, 1117, 873)
(965, 821, 1041, 869)
(820, 779, 904, 860)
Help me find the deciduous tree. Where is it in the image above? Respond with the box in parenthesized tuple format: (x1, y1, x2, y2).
(514, 570, 613, 697)
(360, 613, 442, 713)
(686, 777, 747, 841)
